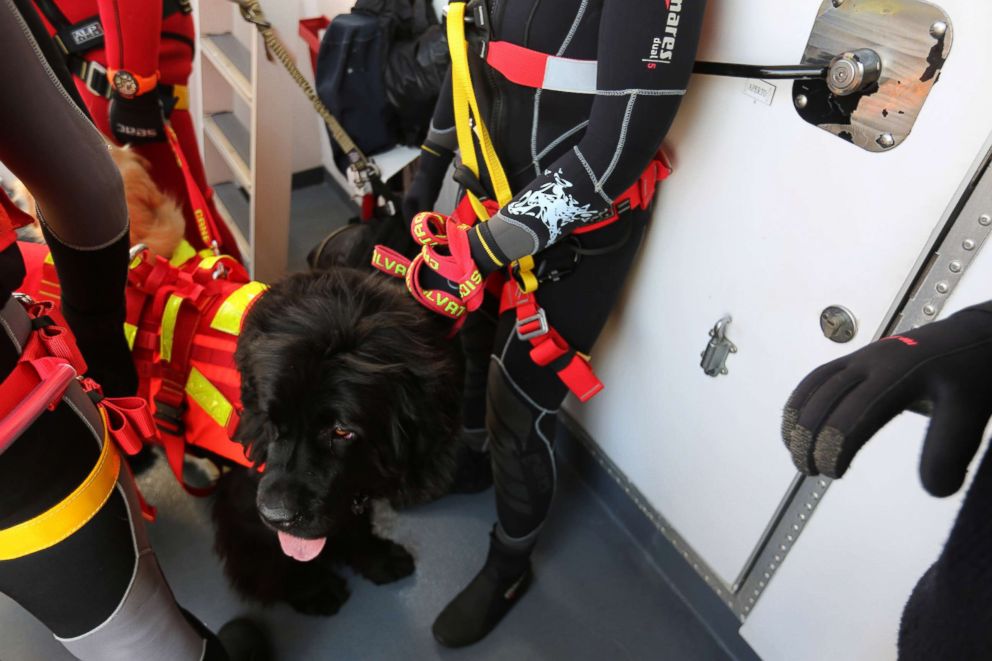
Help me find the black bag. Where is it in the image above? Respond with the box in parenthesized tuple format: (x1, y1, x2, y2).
(316, 11, 398, 171)
(315, 0, 448, 171)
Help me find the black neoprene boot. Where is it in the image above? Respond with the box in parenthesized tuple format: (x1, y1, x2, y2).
(432, 528, 533, 647)
(217, 617, 273, 661)
(40, 226, 137, 397)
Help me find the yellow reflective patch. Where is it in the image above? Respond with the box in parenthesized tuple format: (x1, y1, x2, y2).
(210, 282, 268, 336)
(160, 294, 184, 362)
(170, 239, 197, 267)
(123, 322, 137, 350)
(43, 251, 54, 265)
(186, 366, 233, 428)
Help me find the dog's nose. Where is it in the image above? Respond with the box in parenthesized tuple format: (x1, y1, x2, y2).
(258, 502, 299, 528)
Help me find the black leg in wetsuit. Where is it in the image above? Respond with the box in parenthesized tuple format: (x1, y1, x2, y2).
(0, 3, 234, 658)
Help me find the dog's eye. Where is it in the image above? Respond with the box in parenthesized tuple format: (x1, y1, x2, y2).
(333, 428, 356, 442)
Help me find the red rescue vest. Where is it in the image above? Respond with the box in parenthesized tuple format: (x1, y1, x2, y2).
(18, 240, 265, 494)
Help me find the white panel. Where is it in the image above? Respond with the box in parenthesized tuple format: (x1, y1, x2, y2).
(567, 0, 992, 585)
(741, 216, 992, 660)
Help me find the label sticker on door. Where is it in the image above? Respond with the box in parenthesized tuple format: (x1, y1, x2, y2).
(744, 79, 776, 105)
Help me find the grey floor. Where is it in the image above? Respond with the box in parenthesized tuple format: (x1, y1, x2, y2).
(0, 181, 730, 661)
(0, 452, 729, 661)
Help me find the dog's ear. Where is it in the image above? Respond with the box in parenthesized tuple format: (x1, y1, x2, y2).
(233, 406, 275, 465)
(233, 375, 276, 464)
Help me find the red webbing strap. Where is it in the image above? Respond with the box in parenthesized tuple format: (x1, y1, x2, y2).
(1, 191, 33, 251)
(0, 358, 77, 454)
(485, 41, 550, 89)
(499, 282, 603, 402)
(371, 244, 411, 279)
(573, 152, 671, 235)
(82, 378, 161, 521)
(165, 126, 224, 251)
(158, 298, 216, 497)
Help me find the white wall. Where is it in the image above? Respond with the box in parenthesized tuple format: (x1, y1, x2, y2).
(561, 0, 992, 657)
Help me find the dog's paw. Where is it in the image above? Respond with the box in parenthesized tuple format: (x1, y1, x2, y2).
(287, 571, 350, 616)
(352, 539, 415, 585)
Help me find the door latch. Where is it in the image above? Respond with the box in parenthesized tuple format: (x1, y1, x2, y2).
(700, 316, 737, 377)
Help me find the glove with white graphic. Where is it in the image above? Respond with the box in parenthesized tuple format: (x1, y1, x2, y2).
(782, 302, 992, 497)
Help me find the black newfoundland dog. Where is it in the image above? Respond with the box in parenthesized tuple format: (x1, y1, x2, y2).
(211, 266, 462, 615)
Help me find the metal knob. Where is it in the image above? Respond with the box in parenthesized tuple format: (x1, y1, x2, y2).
(820, 306, 858, 343)
(827, 49, 882, 96)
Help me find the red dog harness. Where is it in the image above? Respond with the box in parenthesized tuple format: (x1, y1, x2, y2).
(20, 241, 264, 496)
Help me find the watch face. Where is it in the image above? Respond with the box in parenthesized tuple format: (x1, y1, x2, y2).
(113, 70, 138, 98)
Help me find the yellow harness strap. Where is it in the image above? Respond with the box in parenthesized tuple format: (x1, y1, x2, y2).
(0, 409, 120, 561)
(447, 1, 514, 216)
(447, 2, 539, 290)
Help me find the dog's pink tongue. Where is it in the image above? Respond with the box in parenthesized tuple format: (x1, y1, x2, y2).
(277, 531, 327, 562)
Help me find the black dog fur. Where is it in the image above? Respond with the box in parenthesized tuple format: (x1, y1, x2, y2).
(212, 266, 461, 615)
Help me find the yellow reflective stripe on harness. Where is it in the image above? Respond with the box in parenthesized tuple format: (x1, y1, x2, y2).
(160, 293, 185, 362)
(0, 409, 119, 560)
(170, 239, 198, 267)
(447, 2, 513, 216)
(448, 2, 538, 289)
(186, 366, 233, 428)
(123, 322, 137, 350)
(209, 282, 268, 336)
(197, 255, 228, 271)
(43, 251, 54, 265)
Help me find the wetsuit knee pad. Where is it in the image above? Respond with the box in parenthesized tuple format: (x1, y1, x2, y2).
(485, 356, 559, 542)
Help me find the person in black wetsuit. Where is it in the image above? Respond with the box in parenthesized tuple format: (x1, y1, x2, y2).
(0, 2, 267, 658)
(403, 0, 707, 647)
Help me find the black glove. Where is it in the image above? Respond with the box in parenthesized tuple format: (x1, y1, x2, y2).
(782, 302, 992, 497)
(108, 91, 166, 145)
(402, 141, 454, 222)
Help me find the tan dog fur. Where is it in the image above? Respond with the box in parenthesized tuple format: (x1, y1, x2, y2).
(11, 143, 185, 259)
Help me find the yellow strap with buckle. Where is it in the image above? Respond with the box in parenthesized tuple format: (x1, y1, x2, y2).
(0, 409, 120, 561)
(447, 2, 513, 215)
(447, 2, 537, 292)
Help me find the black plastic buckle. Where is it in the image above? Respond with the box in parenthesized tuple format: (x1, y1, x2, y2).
(531, 238, 582, 285)
(153, 398, 187, 436)
(80, 60, 111, 98)
(453, 164, 492, 201)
